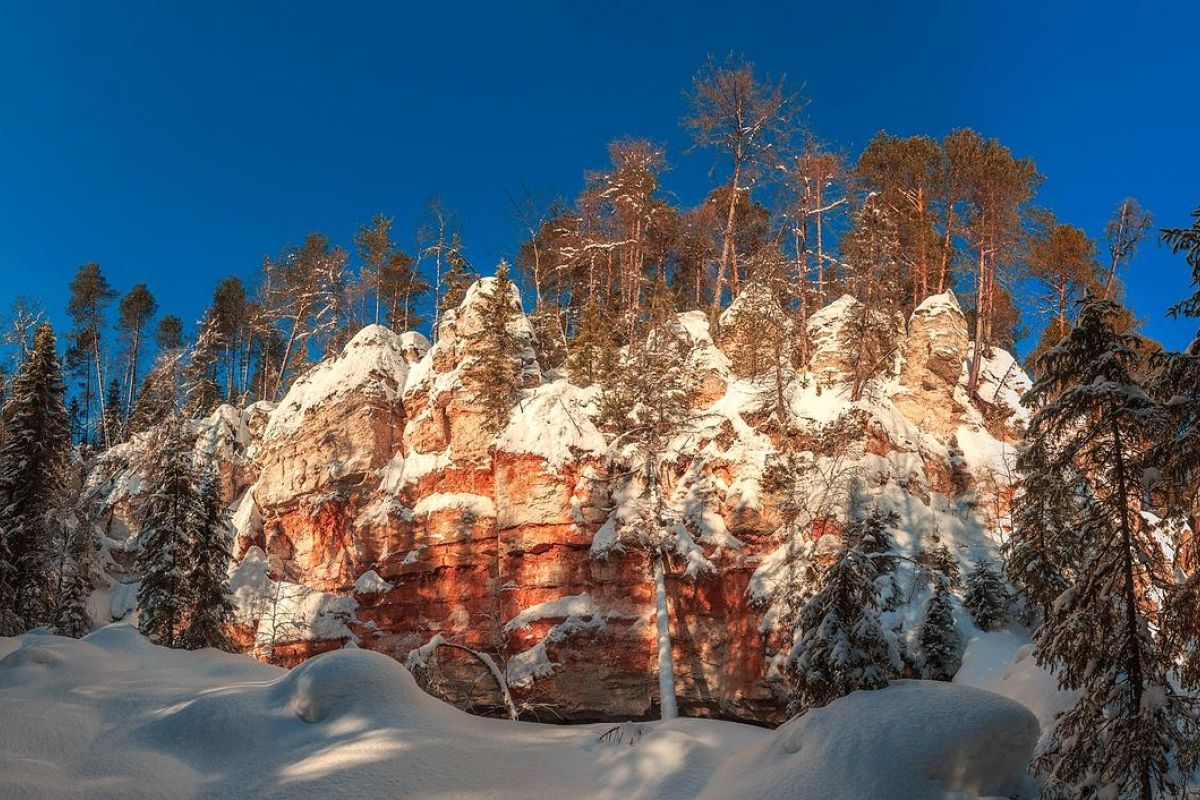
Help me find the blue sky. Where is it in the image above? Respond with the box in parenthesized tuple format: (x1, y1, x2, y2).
(1, 1, 1197, 354)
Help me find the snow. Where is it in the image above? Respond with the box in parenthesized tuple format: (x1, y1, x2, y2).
(264, 325, 412, 441)
(230, 547, 358, 645)
(495, 380, 606, 471)
(0, 630, 1042, 799)
(353, 569, 393, 595)
(505, 592, 601, 631)
(410, 492, 496, 519)
(701, 680, 1039, 800)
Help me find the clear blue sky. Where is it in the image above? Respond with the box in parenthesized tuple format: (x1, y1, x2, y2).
(1, 1, 1197, 354)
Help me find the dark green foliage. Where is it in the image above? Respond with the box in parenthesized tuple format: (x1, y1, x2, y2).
(470, 263, 522, 436)
(787, 538, 894, 713)
(566, 300, 619, 387)
(1024, 294, 1200, 799)
(0, 323, 72, 629)
(178, 466, 233, 651)
(962, 560, 1010, 631)
(918, 579, 961, 681)
(136, 418, 200, 647)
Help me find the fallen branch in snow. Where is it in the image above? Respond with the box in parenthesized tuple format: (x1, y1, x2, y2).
(406, 635, 519, 721)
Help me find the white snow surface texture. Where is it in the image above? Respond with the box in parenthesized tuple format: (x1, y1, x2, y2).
(0, 626, 1039, 800)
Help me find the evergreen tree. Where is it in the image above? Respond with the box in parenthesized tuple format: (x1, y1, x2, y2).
(566, 300, 619, 387)
(66, 263, 118, 447)
(53, 514, 95, 638)
(128, 350, 182, 436)
(438, 233, 476, 318)
(183, 311, 222, 416)
(917, 536, 961, 589)
(102, 378, 123, 447)
(116, 282, 158, 414)
(135, 417, 200, 647)
(1025, 294, 1200, 799)
(178, 465, 233, 651)
(918, 578, 962, 681)
(787, 536, 894, 713)
(962, 560, 1010, 631)
(0, 323, 72, 628)
(1005, 437, 1074, 623)
(470, 262, 522, 436)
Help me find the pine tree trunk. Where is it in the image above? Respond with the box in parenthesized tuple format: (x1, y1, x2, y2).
(967, 246, 987, 397)
(712, 161, 743, 326)
(1110, 419, 1151, 800)
(653, 555, 678, 720)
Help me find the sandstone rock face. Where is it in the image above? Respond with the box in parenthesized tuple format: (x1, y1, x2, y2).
(894, 292, 970, 438)
(90, 281, 1030, 725)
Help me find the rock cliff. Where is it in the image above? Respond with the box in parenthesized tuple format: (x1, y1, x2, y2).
(86, 280, 1030, 724)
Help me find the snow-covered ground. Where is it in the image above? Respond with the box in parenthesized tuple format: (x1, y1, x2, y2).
(0, 625, 1044, 800)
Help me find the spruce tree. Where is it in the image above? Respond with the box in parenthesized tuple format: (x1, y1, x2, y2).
(0, 323, 72, 628)
(53, 517, 94, 638)
(1025, 294, 1200, 799)
(566, 299, 619, 387)
(1005, 437, 1073, 623)
(178, 465, 233, 651)
(102, 378, 123, 447)
(438, 233, 476, 317)
(471, 262, 522, 436)
(135, 417, 200, 647)
(919, 579, 962, 680)
(917, 536, 961, 589)
(962, 560, 1010, 631)
(787, 537, 894, 713)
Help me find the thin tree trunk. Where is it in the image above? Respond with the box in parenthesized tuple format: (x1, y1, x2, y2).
(1110, 420, 1150, 800)
(712, 162, 743, 325)
(653, 555, 678, 720)
(967, 246, 987, 396)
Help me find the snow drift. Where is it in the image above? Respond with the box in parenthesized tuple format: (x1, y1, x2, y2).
(0, 627, 1040, 799)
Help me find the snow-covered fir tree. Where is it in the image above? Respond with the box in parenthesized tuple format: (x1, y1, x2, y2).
(128, 349, 182, 436)
(1024, 295, 1200, 799)
(962, 560, 1009, 631)
(53, 512, 95, 638)
(136, 416, 201, 648)
(470, 261, 522, 436)
(0, 322, 72, 629)
(918, 578, 961, 681)
(178, 464, 233, 651)
(566, 299, 619, 387)
(917, 536, 960, 589)
(787, 533, 894, 713)
(1005, 436, 1074, 624)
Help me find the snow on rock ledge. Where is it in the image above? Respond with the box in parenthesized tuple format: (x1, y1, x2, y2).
(264, 324, 421, 441)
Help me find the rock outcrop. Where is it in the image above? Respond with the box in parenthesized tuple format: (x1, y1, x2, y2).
(87, 279, 1030, 725)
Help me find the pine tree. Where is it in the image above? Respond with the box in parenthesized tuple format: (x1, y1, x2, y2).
(917, 536, 961, 589)
(919, 578, 962, 680)
(1025, 294, 1200, 799)
(128, 350, 182, 436)
(116, 282, 158, 414)
(183, 311, 222, 416)
(1005, 437, 1074, 623)
(53, 514, 95, 638)
(566, 300, 619, 387)
(102, 378, 124, 447)
(788, 537, 894, 713)
(0, 323, 72, 628)
(178, 465, 233, 651)
(66, 263, 118, 447)
(136, 417, 200, 647)
(470, 262, 522, 436)
(962, 560, 1010, 631)
(438, 233, 476, 318)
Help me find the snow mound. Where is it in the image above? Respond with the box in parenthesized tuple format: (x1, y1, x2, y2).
(701, 681, 1039, 800)
(264, 325, 412, 440)
(353, 569, 393, 595)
